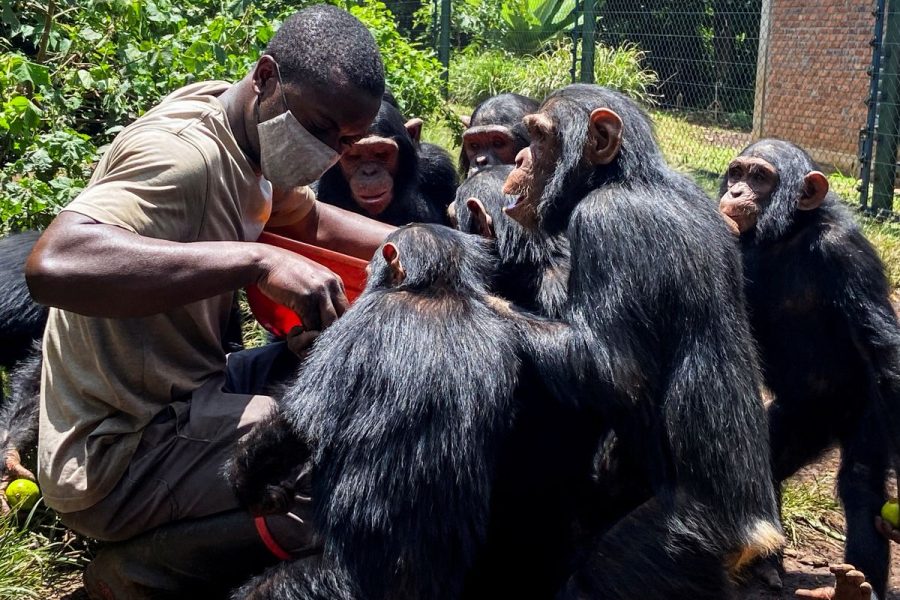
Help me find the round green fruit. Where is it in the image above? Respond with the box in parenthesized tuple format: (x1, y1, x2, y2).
(881, 500, 900, 528)
(5, 479, 40, 511)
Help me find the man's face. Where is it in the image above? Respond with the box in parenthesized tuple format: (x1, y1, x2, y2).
(254, 56, 380, 156)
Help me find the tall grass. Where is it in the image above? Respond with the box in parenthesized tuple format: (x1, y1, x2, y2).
(450, 41, 658, 106)
(0, 508, 79, 598)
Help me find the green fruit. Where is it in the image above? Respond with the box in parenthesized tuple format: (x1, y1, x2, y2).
(881, 500, 900, 528)
(5, 479, 40, 511)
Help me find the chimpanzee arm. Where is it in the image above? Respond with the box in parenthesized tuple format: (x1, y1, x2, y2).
(0, 344, 42, 484)
(225, 409, 313, 516)
(831, 230, 900, 448)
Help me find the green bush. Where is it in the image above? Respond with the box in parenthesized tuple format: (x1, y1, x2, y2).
(0, 0, 447, 233)
(450, 41, 658, 107)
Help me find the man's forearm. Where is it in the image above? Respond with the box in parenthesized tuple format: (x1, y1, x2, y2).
(267, 201, 394, 260)
(26, 212, 268, 318)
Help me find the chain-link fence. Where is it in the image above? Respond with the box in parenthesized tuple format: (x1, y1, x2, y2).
(388, 0, 897, 207)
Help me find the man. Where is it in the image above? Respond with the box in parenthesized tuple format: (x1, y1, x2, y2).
(18, 6, 393, 598)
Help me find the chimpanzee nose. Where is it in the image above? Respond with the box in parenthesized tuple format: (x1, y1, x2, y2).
(514, 148, 531, 169)
(362, 165, 378, 177)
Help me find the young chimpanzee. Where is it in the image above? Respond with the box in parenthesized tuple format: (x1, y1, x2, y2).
(229, 224, 525, 599)
(0, 231, 47, 370)
(0, 342, 41, 501)
(459, 93, 539, 178)
(720, 139, 900, 600)
(450, 165, 569, 317)
(314, 100, 454, 225)
(381, 90, 459, 210)
(502, 84, 783, 599)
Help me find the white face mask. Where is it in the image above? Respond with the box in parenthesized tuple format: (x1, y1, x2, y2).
(257, 65, 340, 189)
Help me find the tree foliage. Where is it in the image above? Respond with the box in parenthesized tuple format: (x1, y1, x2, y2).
(0, 0, 446, 233)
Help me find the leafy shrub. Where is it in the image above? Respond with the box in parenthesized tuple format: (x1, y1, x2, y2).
(450, 41, 658, 107)
(0, 0, 447, 233)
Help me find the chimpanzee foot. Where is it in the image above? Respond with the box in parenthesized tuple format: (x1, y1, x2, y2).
(795, 564, 873, 600)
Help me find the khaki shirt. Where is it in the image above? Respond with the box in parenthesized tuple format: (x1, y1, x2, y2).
(38, 81, 314, 512)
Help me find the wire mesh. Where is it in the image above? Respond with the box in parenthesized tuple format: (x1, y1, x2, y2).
(397, 0, 892, 206)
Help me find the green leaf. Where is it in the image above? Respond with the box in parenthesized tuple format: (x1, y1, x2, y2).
(77, 69, 94, 89)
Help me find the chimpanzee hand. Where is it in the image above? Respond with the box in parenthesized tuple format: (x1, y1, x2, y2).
(226, 411, 313, 516)
(256, 245, 350, 332)
(0, 447, 36, 514)
(875, 516, 900, 544)
(286, 326, 320, 360)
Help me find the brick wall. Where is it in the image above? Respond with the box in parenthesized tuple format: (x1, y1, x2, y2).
(753, 0, 872, 173)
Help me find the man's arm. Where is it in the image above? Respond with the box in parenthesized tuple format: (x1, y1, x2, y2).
(265, 186, 394, 260)
(27, 211, 348, 330)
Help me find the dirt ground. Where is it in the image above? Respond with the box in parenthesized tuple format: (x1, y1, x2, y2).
(45, 450, 900, 600)
(738, 450, 900, 600)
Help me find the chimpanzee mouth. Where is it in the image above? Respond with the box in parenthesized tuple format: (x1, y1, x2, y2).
(507, 195, 525, 209)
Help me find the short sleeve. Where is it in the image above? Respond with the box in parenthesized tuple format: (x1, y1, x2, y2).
(267, 185, 316, 227)
(64, 127, 209, 242)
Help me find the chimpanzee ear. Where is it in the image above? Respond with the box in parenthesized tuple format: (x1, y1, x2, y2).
(404, 118, 423, 143)
(798, 171, 829, 211)
(588, 108, 623, 165)
(466, 197, 495, 239)
(382, 242, 405, 283)
(460, 115, 471, 128)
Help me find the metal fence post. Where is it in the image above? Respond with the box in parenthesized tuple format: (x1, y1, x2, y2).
(439, 0, 450, 99)
(860, 0, 887, 210)
(872, 0, 900, 211)
(580, 0, 596, 83)
(570, 0, 582, 84)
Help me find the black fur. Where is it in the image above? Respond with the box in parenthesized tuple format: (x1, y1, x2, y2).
(0, 231, 47, 369)
(725, 138, 900, 599)
(232, 225, 523, 600)
(0, 341, 42, 477)
(452, 165, 569, 317)
(418, 142, 458, 212)
(459, 93, 538, 177)
(520, 84, 781, 599)
(314, 101, 450, 226)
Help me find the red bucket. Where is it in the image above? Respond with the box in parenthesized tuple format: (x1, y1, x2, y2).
(246, 232, 369, 337)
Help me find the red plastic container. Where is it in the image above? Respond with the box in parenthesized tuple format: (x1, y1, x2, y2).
(246, 231, 369, 337)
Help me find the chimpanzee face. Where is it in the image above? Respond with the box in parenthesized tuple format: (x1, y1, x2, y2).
(719, 152, 828, 236)
(339, 136, 400, 216)
(503, 100, 622, 229)
(462, 125, 519, 176)
(719, 157, 779, 235)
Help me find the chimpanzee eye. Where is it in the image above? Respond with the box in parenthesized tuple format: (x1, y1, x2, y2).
(493, 138, 505, 149)
(728, 166, 741, 180)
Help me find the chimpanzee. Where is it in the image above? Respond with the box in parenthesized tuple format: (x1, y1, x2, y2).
(0, 342, 41, 496)
(381, 90, 459, 209)
(459, 93, 538, 178)
(313, 100, 455, 225)
(720, 139, 900, 600)
(502, 84, 783, 599)
(0, 231, 47, 370)
(450, 165, 570, 317)
(228, 224, 526, 599)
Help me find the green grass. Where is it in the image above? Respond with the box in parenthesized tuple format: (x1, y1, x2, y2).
(0, 506, 86, 598)
(780, 474, 844, 548)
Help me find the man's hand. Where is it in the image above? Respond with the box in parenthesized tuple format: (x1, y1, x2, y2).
(256, 246, 349, 332)
(0, 447, 36, 514)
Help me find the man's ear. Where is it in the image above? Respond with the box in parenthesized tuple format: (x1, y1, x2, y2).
(382, 242, 405, 283)
(798, 171, 829, 211)
(404, 118, 423, 143)
(460, 115, 471, 128)
(466, 198, 495, 239)
(252, 55, 277, 96)
(587, 108, 623, 166)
